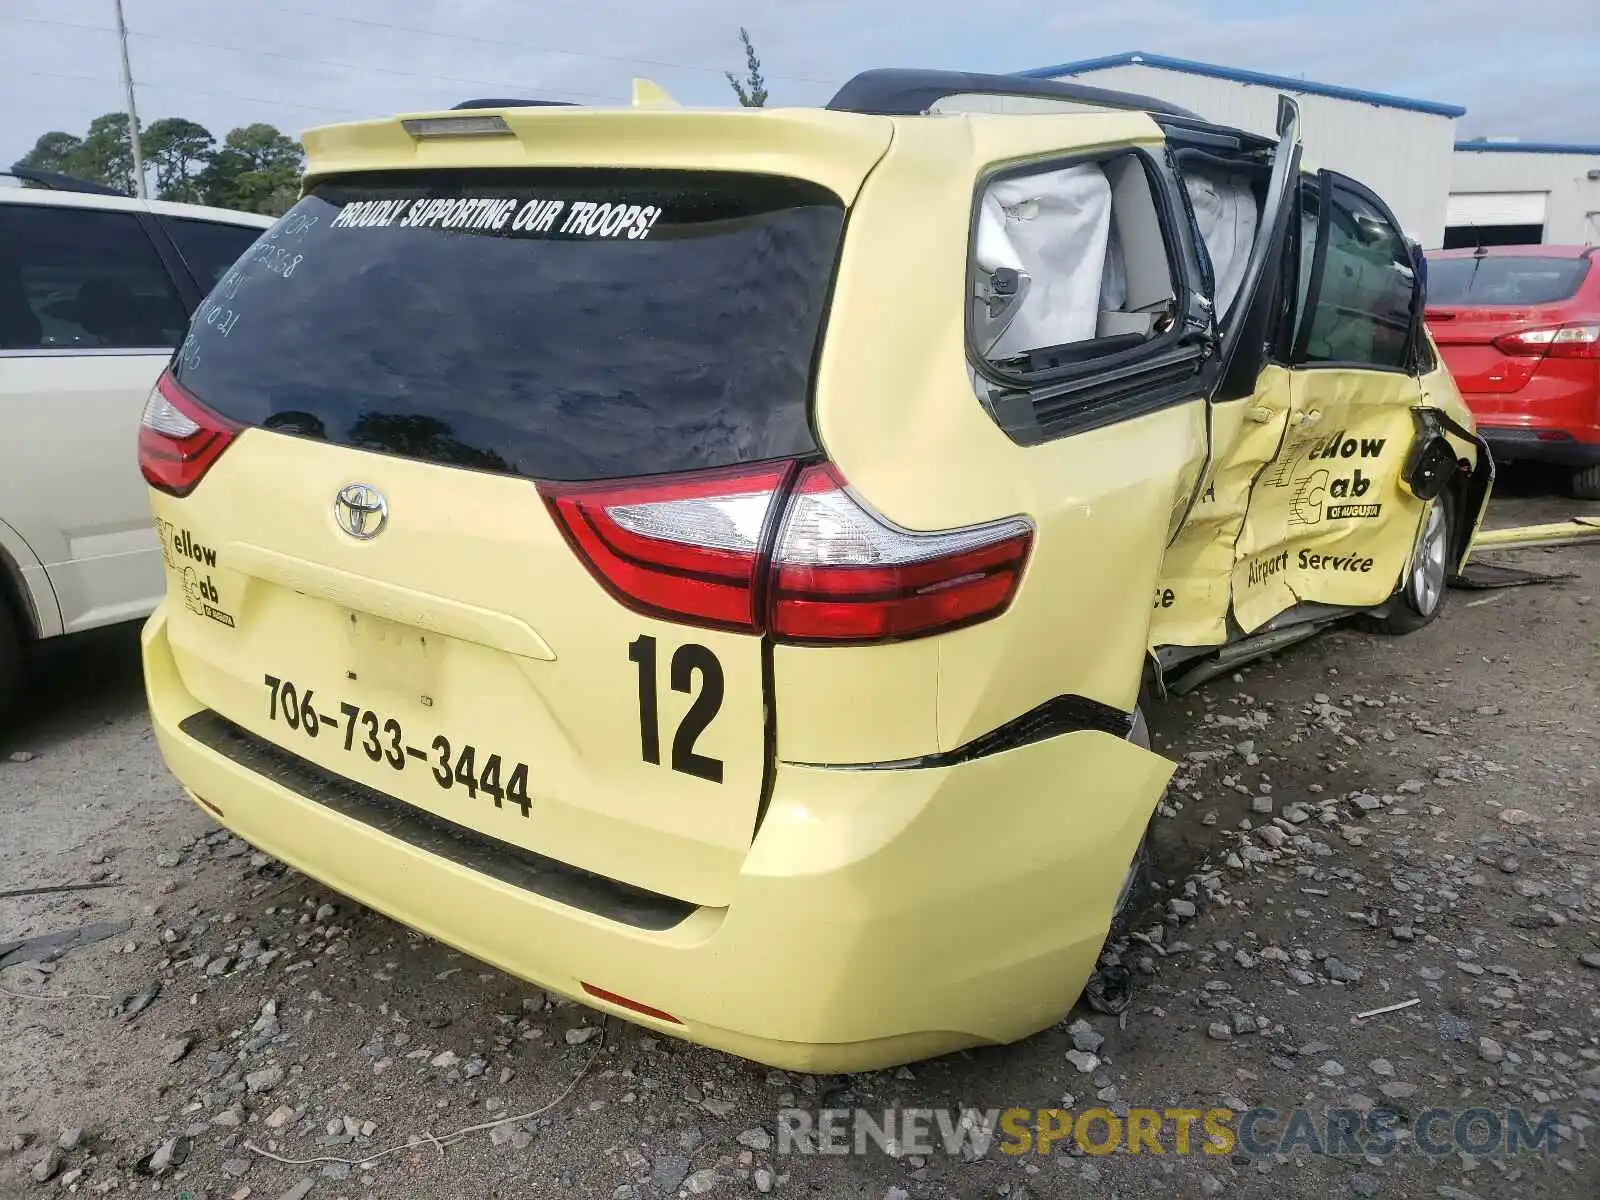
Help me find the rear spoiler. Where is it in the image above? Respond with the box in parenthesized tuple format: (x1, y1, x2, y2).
(827, 68, 1200, 119)
(451, 79, 683, 111)
(452, 99, 577, 110)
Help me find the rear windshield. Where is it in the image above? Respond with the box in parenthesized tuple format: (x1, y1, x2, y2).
(1425, 255, 1589, 307)
(172, 169, 844, 481)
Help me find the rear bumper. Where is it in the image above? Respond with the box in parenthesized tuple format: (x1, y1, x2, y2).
(1460, 365, 1600, 467)
(1477, 425, 1600, 468)
(143, 606, 1172, 1072)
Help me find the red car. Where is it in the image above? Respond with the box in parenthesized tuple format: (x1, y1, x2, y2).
(1425, 245, 1600, 499)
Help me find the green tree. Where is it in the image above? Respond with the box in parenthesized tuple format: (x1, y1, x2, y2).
(726, 27, 768, 107)
(144, 117, 215, 203)
(14, 131, 85, 179)
(12, 114, 139, 193)
(15, 112, 306, 213)
(73, 113, 142, 194)
(199, 124, 304, 215)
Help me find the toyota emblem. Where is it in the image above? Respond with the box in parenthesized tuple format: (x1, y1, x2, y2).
(334, 482, 388, 540)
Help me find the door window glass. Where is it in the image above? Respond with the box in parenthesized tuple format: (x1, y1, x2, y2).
(970, 152, 1179, 373)
(1294, 179, 1417, 370)
(0, 205, 188, 350)
(162, 217, 265, 290)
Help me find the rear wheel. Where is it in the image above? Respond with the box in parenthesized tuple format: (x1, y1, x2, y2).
(1573, 464, 1600, 502)
(1084, 700, 1157, 1016)
(1370, 492, 1453, 636)
(0, 598, 22, 728)
(1108, 703, 1156, 940)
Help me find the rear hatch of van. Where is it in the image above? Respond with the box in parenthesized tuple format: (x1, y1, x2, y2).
(140, 110, 893, 909)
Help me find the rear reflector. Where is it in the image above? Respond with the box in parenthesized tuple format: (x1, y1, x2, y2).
(138, 370, 242, 497)
(194, 795, 226, 818)
(580, 982, 682, 1024)
(1491, 323, 1600, 359)
(540, 460, 1033, 644)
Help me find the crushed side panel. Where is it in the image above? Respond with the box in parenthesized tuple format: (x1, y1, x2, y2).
(1232, 369, 1427, 630)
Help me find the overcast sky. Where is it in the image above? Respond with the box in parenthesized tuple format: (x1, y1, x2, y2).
(2, 0, 1595, 169)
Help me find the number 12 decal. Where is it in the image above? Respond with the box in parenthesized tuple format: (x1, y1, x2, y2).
(627, 635, 724, 783)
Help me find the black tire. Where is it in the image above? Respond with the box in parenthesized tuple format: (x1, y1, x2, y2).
(1108, 824, 1153, 942)
(0, 597, 22, 729)
(1369, 490, 1454, 636)
(1573, 464, 1600, 502)
(1107, 702, 1157, 941)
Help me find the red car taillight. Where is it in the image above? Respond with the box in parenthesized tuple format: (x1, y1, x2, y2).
(138, 370, 241, 497)
(540, 461, 1033, 644)
(539, 461, 796, 632)
(1491, 323, 1600, 360)
(767, 463, 1033, 643)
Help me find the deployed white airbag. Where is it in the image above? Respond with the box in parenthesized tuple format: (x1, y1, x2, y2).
(985, 164, 1112, 357)
(1183, 167, 1258, 318)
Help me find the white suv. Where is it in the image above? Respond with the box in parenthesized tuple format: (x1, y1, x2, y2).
(0, 172, 273, 717)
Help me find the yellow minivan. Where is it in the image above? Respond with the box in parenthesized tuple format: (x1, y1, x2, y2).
(138, 70, 1491, 1072)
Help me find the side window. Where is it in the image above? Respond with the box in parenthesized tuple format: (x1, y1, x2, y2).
(1175, 159, 1263, 322)
(970, 152, 1179, 373)
(162, 217, 264, 290)
(0, 205, 188, 351)
(1293, 178, 1417, 371)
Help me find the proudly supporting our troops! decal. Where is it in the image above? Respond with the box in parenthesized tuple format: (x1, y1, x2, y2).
(329, 196, 667, 241)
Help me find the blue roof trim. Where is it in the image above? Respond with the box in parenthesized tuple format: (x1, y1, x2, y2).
(1455, 141, 1600, 155)
(1015, 51, 1467, 119)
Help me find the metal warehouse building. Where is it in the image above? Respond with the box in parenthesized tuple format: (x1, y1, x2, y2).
(1447, 142, 1600, 248)
(1012, 51, 1466, 248)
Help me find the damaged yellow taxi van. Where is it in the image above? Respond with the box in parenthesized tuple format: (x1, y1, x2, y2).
(138, 70, 1491, 1071)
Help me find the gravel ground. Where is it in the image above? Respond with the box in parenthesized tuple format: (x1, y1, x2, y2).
(2, 471, 1597, 1200)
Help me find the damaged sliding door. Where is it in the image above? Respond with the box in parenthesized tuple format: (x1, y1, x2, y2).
(1230, 169, 1428, 630)
(1150, 96, 1302, 650)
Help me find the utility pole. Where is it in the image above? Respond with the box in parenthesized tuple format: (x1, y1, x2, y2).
(113, 0, 146, 197)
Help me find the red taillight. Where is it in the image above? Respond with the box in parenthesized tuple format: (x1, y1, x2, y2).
(138, 370, 241, 497)
(1491, 323, 1600, 359)
(539, 461, 795, 632)
(767, 464, 1033, 643)
(540, 461, 1033, 644)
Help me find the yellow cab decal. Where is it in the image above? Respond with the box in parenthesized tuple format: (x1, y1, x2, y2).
(1232, 369, 1426, 631)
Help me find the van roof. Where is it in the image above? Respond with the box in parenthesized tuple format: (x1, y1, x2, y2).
(446, 69, 1200, 122)
(0, 180, 277, 227)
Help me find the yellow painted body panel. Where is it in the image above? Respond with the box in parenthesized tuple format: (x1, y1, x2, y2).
(1151, 366, 1296, 648)
(1420, 338, 1494, 566)
(1232, 369, 1427, 629)
(146, 606, 1170, 1072)
(140, 102, 1488, 1071)
(773, 640, 941, 765)
(1154, 343, 1489, 648)
(302, 107, 897, 204)
(1472, 519, 1600, 551)
(803, 113, 1203, 742)
(150, 434, 768, 910)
